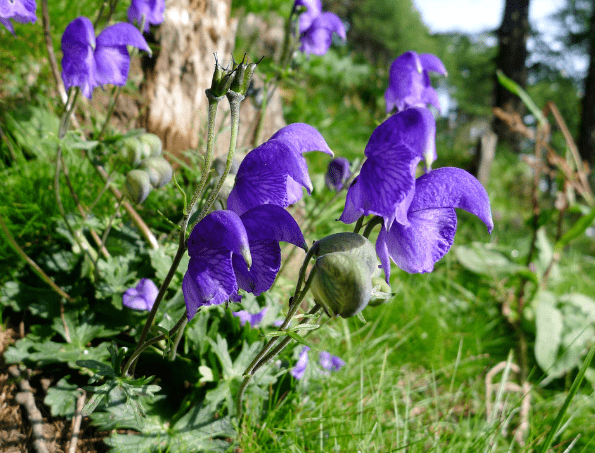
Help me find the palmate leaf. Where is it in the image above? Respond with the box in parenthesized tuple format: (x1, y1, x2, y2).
(4, 337, 110, 366)
(44, 377, 79, 417)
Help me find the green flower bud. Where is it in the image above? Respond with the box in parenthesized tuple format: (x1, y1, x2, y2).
(140, 156, 173, 188)
(312, 232, 378, 277)
(310, 251, 373, 318)
(121, 137, 143, 166)
(229, 54, 261, 96)
(138, 133, 163, 157)
(368, 277, 392, 307)
(209, 54, 236, 98)
(124, 169, 152, 204)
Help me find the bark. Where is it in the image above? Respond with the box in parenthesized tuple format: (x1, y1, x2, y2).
(140, 0, 285, 159)
(493, 0, 531, 151)
(578, 3, 595, 166)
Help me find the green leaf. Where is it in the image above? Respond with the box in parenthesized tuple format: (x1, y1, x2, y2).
(534, 291, 563, 371)
(555, 204, 595, 252)
(44, 377, 79, 417)
(496, 70, 546, 125)
(5, 337, 110, 366)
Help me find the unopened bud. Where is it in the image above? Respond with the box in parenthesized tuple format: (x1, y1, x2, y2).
(138, 133, 163, 157)
(124, 169, 152, 204)
(209, 54, 236, 98)
(140, 156, 173, 188)
(121, 137, 143, 166)
(312, 232, 378, 277)
(310, 252, 373, 318)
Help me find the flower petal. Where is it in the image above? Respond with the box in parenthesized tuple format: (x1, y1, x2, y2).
(128, 0, 165, 31)
(96, 22, 150, 53)
(300, 25, 332, 56)
(419, 53, 447, 75)
(183, 249, 238, 319)
(233, 307, 267, 327)
(317, 12, 346, 40)
(291, 346, 310, 379)
(61, 18, 97, 98)
(187, 210, 251, 265)
(233, 240, 280, 295)
(295, 0, 322, 33)
(379, 207, 458, 274)
(93, 44, 130, 86)
(409, 167, 494, 233)
(268, 123, 333, 155)
(240, 204, 307, 249)
(0, 18, 14, 34)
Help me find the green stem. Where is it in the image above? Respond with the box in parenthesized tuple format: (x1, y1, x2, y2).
(362, 216, 383, 238)
(97, 86, 121, 141)
(169, 318, 188, 361)
(59, 88, 80, 140)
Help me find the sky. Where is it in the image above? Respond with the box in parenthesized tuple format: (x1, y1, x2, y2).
(412, 0, 562, 35)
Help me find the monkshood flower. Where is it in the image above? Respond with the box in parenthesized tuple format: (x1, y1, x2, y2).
(385, 51, 447, 114)
(183, 206, 306, 320)
(294, 0, 346, 56)
(233, 307, 267, 327)
(227, 123, 333, 215)
(319, 351, 345, 373)
(0, 0, 36, 34)
(375, 167, 493, 279)
(291, 346, 310, 379)
(128, 0, 165, 32)
(61, 17, 151, 99)
(123, 278, 159, 311)
(325, 157, 350, 191)
(340, 107, 436, 229)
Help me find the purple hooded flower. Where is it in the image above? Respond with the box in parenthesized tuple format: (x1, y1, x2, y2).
(375, 167, 493, 279)
(340, 107, 436, 229)
(183, 206, 306, 320)
(385, 51, 447, 114)
(0, 0, 36, 34)
(294, 0, 346, 56)
(233, 307, 267, 327)
(319, 351, 345, 372)
(123, 278, 159, 311)
(61, 17, 151, 99)
(325, 157, 351, 191)
(128, 0, 165, 32)
(227, 123, 333, 216)
(291, 346, 310, 379)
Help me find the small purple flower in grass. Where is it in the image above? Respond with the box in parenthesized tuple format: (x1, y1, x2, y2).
(294, 0, 346, 56)
(61, 17, 151, 99)
(385, 51, 447, 114)
(319, 351, 345, 373)
(291, 346, 310, 379)
(123, 278, 159, 311)
(183, 206, 306, 320)
(325, 157, 351, 191)
(128, 0, 165, 32)
(233, 307, 267, 327)
(375, 167, 493, 279)
(227, 123, 333, 215)
(340, 107, 436, 229)
(0, 0, 36, 34)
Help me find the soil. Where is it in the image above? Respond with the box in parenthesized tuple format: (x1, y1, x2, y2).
(0, 327, 110, 453)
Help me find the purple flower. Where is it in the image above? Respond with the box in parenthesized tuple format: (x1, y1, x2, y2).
(61, 17, 150, 99)
(375, 167, 493, 279)
(385, 51, 447, 114)
(340, 107, 437, 229)
(319, 351, 345, 372)
(233, 307, 267, 327)
(227, 123, 333, 216)
(291, 346, 310, 379)
(325, 157, 351, 191)
(0, 0, 36, 34)
(294, 0, 346, 56)
(183, 206, 306, 320)
(123, 278, 159, 311)
(128, 0, 165, 33)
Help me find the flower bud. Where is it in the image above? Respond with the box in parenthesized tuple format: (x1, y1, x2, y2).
(121, 137, 143, 166)
(312, 232, 378, 277)
(138, 133, 163, 157)
(325, 157, 351, 191)
(140, 156, 173, 188)
(124, 169, 152, 204)
(368, 277, 392, 307)
(310, 251, 373, 318)
(229, 55, 260, 96)
(209, 55, 236, 98)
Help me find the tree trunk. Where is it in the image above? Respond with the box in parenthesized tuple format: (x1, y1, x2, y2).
(578, 4, 595, 167)
(493, 0, 530, 151)
(140, 0, 285, 159)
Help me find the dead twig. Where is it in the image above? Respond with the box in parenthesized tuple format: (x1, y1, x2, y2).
(68, 389, 86, 453)
(8, 366, 50, 453)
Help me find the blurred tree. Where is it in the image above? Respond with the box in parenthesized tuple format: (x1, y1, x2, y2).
(578, 3, 595, 165)
(493, 0, 531, 151)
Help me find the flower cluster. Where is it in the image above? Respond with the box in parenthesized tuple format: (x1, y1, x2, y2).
(0, 0, 36, 34)
(61, 17, 150, 99)
(291, 346, 345, 379)
(341, 51, 492, 279)
(294, 0, 346, 56)
(123, 278, 159, 311)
